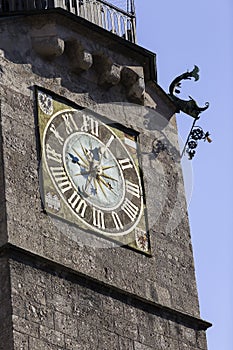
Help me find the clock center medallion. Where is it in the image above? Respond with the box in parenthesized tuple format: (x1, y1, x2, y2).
(63, 132, 125, 210)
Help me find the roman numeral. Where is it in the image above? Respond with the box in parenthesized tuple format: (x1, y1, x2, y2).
(49, 124, 64, 145)
(81, 115, 99, 137)
(121, 198, 139, 222)
(118, 158, 133, 171)
(68, 191, 87, 218)
(125, 180, 140, 198)
(112, 212, 123, 231)
(93, 208, 105, 229)
(50, 167, 72, 194)
(46, 144, 62, 164)
(62, 112, 78, 135)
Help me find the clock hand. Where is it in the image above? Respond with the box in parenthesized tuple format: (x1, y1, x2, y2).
(80, 143, 93, 163)
(78, 174, 93, 198)
(68, 153, 79, 164)
(71, 147, 89, 168)
(97, 176, 118, 196)
(107, 182, 113, 190)
(96, 176, 107, 198)
(101, 172, 118, 182)
(93, 177, 98, 195)
(102, 165, 116, 171)
(84, 173, 94, 191)
(98, 135, 115, 161)
(74, 170, 92, 177)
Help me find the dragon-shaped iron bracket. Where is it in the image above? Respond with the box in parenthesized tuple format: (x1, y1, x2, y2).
(168, 65, 209, 119)
(168, 65, 211, 159)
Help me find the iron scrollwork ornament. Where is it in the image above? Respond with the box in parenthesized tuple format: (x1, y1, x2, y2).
(169, 65, 209, 119)
(185, 127, 212, 160)
(168, 65, 211, 159)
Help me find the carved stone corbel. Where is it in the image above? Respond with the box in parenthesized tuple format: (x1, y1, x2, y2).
(66, 40, 93, 73)
(94, 54, 121, 89)
(121, 66, 145, 104)
(31, 23, 65, 60)
(31, 36, 65, 60)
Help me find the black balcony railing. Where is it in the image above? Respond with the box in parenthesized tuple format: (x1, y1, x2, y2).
(0, 0, 136, 42)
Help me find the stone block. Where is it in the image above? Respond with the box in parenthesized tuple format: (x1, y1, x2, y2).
(13, 331, 29, 350)
(96, 329, 119, 350)
(66, 40, 93, 73)
(46, 292, 73, 314)
(197, 331, 208, 349)
(119, 337, 134, 350)
(32, 36, 65, 60)
(54, 311, 78, 337)
(39, 325, 65, 347)
(98, 63, 121, 89)
(121, 66, 145, 104)
(25, 302, 54, 329)
(13, 315, 39, 338)
(114, 317, 139, 341)
(28, 337, 60, 350)
(134, 341, 154, 350)
(65, 336, 87, 350)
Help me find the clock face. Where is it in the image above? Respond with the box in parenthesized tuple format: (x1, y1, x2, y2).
(42, 109, 143, 236)
(37, 89, 150, 253)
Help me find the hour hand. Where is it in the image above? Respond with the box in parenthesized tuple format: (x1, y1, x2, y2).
(68, 153, 80, 164)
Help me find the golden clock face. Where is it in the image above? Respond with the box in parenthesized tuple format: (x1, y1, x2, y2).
(37, 89, 150, 254)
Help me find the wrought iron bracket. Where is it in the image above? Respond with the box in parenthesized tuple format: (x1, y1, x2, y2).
(168, 65, 211, 159)
(168, 65, 209, 119)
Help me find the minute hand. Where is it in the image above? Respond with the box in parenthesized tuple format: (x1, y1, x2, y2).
(98, 176, 118, 196)
(98, 135, 115, 160)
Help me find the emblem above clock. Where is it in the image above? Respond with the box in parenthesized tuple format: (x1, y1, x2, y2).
(37, 88, 150, 254)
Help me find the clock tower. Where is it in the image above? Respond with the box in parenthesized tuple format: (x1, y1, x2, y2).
(0, 1, 211, 349)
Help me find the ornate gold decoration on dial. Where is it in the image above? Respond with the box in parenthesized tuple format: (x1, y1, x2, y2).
(38, 91, 53, 115)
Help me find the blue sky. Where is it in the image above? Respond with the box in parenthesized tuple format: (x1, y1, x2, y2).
(135, 1, 233, 349)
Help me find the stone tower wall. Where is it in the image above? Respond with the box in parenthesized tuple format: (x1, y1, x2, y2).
(0, 10, 210, 350)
